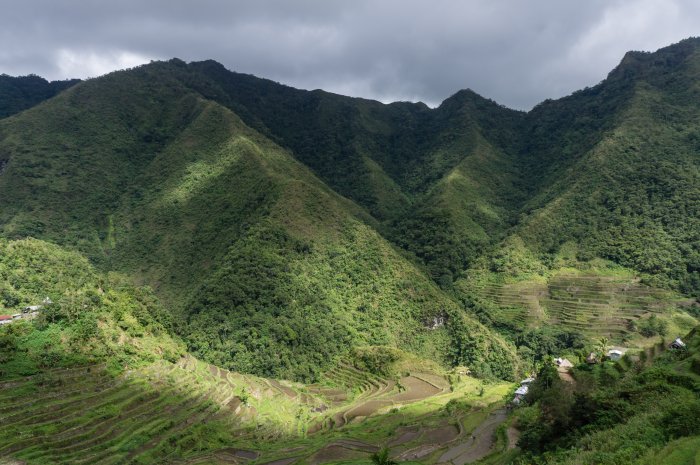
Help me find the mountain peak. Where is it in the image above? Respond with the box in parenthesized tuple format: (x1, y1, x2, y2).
(607, 36, 700, 82)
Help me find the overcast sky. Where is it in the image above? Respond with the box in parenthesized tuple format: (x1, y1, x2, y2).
(1, 0, 699, 109)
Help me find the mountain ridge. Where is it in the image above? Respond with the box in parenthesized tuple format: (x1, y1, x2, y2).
(0, 37, 699, 383)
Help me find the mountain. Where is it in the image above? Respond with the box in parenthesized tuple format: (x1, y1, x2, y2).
(181, 60, 525, 282)
(510, 38, 700, 295)
(0, 74, 80, 119)
(0, 62, 516, 382)
(1, 38, 700, 385)
(1, 36, 700, 465)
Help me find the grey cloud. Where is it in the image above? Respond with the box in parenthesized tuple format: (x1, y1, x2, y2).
(1, 0, 699, 109)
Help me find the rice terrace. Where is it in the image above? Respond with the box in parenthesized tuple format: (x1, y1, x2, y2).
(2, 3, 700, 465)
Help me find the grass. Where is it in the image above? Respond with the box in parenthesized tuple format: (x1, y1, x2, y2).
(638, 435, 700, 465)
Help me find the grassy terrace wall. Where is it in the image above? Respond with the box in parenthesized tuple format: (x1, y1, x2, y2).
(460, 269, 697, 342)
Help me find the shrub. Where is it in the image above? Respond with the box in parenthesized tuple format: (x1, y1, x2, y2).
(637, 315, 668, 337)
(660, 400, 700, 439)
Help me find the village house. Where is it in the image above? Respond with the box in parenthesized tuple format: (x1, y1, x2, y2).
(512, 385, 529, 405)
(585, 352, 598, 364)
(512, 377, 535, 405)
(608, 349, 623, 361)
(554, 357, 573, 368)
(0, 315, 13, 325)
(670, 337, 686, 350)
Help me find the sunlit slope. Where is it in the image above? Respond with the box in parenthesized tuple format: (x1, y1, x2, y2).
(0, 68, 517, 382)
(0, 237, 511, 464)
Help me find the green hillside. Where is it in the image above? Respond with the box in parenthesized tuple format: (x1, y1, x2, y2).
(513, 326, 700, 465)
(0, 74, 79, 119)
(0, 63, 517, 382)
(0, 38, 699, 384)
(0, 238, 516, 464)
(181, 61, 525, 280)
(512, 38, 700, 298)
(1, 34, 700, 465)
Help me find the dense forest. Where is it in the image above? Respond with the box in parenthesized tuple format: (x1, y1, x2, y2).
(0, 74, 79, 118)
(0, 39, 699, 384)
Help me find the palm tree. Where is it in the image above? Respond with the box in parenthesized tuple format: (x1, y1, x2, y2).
(596, 336, 610, 358)
(371, 447, 397, 465)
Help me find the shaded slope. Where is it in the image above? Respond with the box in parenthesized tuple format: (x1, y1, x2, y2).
(0, 65, 203, 259)
(0, 74, 79, 119)
(512, 38, 700, 296)
(179, 61, 526, 280)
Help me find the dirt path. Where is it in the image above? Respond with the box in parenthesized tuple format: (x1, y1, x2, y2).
(438, 408, 508, 465)
(557, 367, 575, 384)
(506, 427, 520, 449)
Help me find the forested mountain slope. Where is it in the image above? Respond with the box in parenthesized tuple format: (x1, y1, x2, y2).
(0, 74, 79, 119)
(508, 38, 700, 296)
(1, 38, 700, 384)
(0, 63, 516, 381)
(180, 60, 526, 280)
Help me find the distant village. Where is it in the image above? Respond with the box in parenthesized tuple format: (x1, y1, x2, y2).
(511, 337, 687, 405)
(0, 297, 51, 325)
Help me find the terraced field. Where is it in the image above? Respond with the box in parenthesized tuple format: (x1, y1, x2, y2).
(0, 361, 251, 464)
(466, 272, 687, 340)
(306, 364, 448, 432)
(252, 377, 515, 465)
(1, 356, 477, 464)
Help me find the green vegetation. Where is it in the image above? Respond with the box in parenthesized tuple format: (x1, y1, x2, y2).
(0, 60, 520, 382)
(0, 74, 79, 119)
(1, 37, 700, 464)
(0, 238, 183, 378)
(0, 237, 516, 464)
(513, 327, 700, 465)
(371, 448, 397, 465)
(513, 39, 700, 299)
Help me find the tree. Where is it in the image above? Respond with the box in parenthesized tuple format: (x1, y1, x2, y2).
(596, 337, 610, 359)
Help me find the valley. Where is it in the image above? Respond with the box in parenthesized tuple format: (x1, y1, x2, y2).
(1, 38, 700, 465)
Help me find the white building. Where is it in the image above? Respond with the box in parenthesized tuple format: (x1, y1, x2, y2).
(670, 337, 686, 349)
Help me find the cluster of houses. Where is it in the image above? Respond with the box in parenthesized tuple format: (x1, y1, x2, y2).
(511, 337, 689, 405)
(0, 297, 51, 326)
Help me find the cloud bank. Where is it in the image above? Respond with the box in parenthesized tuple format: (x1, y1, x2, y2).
(1, 0, 699, 109)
